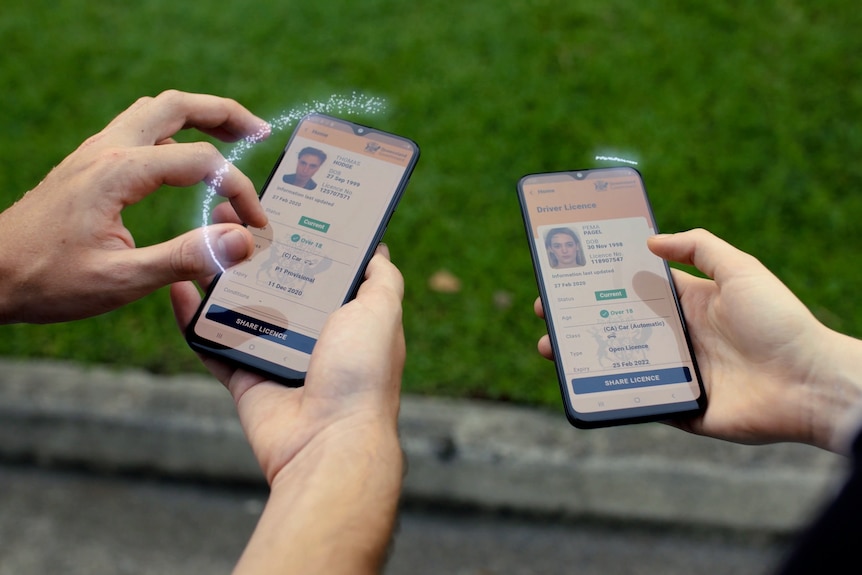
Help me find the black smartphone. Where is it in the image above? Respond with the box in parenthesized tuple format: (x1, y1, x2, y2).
(186, 113, 419, 384)
(517, 166, 706, 428)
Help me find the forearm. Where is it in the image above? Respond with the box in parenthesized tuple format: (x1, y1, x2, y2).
(233, 423, 404, 575)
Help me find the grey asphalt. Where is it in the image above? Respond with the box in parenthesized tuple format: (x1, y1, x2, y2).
(0, 359, 850, 573)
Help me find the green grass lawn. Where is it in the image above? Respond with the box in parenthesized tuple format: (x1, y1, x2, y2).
(2, 0, 862, 408)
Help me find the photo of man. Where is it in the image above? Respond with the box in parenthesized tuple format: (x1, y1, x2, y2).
(283, 146, 327, 190)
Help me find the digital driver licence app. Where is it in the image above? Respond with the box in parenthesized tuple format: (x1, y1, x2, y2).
(193, 115, 417, 372)
(520, 168, 701, 413)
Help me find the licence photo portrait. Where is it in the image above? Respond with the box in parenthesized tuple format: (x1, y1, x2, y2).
(544, 227, 586, 268)
(283, 146, 327, 190)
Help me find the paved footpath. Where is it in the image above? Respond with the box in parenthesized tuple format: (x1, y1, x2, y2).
(1, 463, 789, 574)
(0, 359, 849, 573)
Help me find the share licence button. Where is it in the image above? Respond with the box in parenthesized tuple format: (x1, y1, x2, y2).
(573, 367, 691, 394)
(206, 305, 315, 354)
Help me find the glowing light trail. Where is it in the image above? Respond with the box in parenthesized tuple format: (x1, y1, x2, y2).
(595, 155, 639, 166)
(202, 92, 387, 271)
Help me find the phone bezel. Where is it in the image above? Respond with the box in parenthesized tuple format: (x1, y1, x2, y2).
(185, 113, 419, 385)
(517, 167, 707, 428)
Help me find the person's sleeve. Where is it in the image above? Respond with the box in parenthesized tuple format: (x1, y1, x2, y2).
(775, 430, 862, 573)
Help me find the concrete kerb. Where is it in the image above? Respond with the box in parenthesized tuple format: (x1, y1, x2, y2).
(0, 359, 848, 534)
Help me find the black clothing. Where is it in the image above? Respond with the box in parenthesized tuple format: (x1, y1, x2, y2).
(776, 432, 861, 573)
(282, 173, 317, 190)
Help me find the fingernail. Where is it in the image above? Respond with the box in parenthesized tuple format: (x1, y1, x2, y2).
(217, 230, 250, 264)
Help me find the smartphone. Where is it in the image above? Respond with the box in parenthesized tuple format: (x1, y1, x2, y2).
(517, 166, 706, 428)
(186, 113, 419, 384)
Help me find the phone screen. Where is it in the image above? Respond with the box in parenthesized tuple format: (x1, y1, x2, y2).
(187, 114, 419, 383)
(518, 167, 705, 427)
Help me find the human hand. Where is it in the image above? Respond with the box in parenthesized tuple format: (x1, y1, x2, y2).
(0, 90, 269, 324)
(170, 245, 405, 573)
(536, 228, 862, 451)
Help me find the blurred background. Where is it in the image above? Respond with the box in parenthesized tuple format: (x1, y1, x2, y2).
(2, 0, 861, 408)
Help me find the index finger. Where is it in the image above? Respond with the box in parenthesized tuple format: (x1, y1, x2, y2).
(96, 90, 270, 148)
(533, 296, 544, 319)
(105, 142, 267, 228)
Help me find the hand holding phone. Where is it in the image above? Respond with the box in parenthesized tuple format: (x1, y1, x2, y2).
(186, 114, 419, 384)
(518, 167, 706, 428)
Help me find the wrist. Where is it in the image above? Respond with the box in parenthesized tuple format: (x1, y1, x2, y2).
(0, 242, 22, 324)
(805, 330, 862, 453)
(0, 203, 46, 325)
(235, 420, 403, 575)
(0, 250, 51, 325)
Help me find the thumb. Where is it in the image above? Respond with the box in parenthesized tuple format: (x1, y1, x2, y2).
(647, 228, 760, 285)
(124, 224, 255, 288)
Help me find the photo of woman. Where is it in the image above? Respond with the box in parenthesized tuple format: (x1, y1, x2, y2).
(544, 227, 586, 268)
